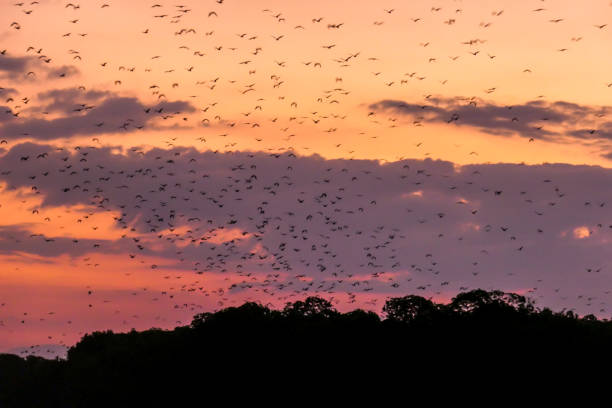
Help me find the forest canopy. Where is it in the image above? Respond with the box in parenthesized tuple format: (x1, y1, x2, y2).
(1, 289, 610, 407)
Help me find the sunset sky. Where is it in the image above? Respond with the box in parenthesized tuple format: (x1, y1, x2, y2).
(1, 0, 612, 357)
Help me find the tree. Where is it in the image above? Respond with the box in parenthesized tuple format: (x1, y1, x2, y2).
(342, 309, 381, 324)
(449, 289, 533, 314)
(283, 296, 338, 319)
(382, 295, 438, 323)
(191, 301, 273, 328)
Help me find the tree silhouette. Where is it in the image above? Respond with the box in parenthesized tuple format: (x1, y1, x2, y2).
(382, 294, 438, 323)
(191, 301, 275, 329)
(449, 289, 534, 314)
(2, 289, 612, 407)
(282, 296, 338, 319)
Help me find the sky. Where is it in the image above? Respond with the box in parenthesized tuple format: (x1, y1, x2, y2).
(0, 0, 611, 357)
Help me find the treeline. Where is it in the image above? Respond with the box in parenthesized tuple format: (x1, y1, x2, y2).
(2, 289, 612, 406)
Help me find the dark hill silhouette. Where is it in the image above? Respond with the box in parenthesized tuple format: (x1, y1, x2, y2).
(1, 289, 611, 406)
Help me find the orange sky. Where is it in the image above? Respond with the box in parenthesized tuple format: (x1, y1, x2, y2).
(2, 0, 611, 163)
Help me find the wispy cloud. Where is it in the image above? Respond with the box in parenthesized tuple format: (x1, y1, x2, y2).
(0, 88, 196, 139)
(370, 97, 612, 143)
(0, 53, 79, 81)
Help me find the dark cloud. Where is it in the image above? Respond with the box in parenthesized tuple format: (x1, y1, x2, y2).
(0, 87, 18, 98)
(1, 142, 612, 315)
(0, 89, 196, 139)
(0, 55, 32, 77)
(370, 98, 611, 142)
(0, 106, 19, 124)
(0, 53, 79, 82)
(39, 88, 110, 102)
(36, 87, 112, 114)
(45, 65, 80, 80)
(569, 121, 612, 142)
(0, 225, 120, 258)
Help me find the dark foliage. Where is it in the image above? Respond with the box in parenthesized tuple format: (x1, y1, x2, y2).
(2, 289, 612, 406)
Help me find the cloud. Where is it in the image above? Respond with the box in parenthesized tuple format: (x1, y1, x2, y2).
(0, 53, 80, 82)
(0, 55, 33, 78)
(0, 142, 611, 315)
(45, 65, 80, 80)
(0, 87, 18, 98)
(0, 106, 19, 124)
(370, 97, 612, 143)
(570, 121, 612, 143)
(0, 225, 119, 258)
(36, 87, 112, 114)
(0, 88, 196, 139)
